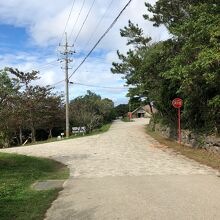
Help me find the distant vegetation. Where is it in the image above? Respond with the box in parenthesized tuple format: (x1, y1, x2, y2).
(0, 68, 115, 148)
(112, 0, 220, 134)
(70, 90, 115, 133)
(114, 104, 129, 118)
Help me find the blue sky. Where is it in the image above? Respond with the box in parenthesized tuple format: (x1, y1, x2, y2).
(0, 0, 169, 105)
(0, 25, 31, 55)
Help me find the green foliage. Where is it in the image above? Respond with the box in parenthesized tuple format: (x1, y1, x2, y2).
(0, 68, 65, 147)
(112, 1, 220, 134)
(114, 104, 129, 117)
(0, 152, 69, 220)
(0, 70, 19, 147)
(70, 90, 115, 132)
(121, 117, 134, 122)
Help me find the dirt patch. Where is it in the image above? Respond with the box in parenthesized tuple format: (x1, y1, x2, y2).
(32, 180, 65, 191)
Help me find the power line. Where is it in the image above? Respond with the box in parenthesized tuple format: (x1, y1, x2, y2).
(69, 0, 133, 79)
(59, 0, 76, 45)
(47, 51, 119, 89)
(73, 0, 96, 44)
(30, 0, 76, 73)
(50, 79, 65, 87)
(25, 0, 76, 74)
(82, 0, 115, 52)
(69, 0, 86, 41)
(70, 81, 127, 90)
(24, 60, 59, 73)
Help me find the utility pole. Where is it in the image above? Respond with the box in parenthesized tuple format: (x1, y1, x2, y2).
(59, 32, 74, 138)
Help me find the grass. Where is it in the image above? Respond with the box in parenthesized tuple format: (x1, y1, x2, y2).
(0, 152, 69, 220)
(92, 123, 112, 134)
(146, 126, 220, 172)
(121, 117, 134, 122)
(25, 123, 112, 146)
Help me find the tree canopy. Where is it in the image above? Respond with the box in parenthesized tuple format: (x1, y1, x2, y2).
(0, 68, 64, 147)
(70, 90, 115, 132)
(112, 0, 220, 134)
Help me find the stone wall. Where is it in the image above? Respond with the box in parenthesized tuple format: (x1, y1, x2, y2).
(148, 119, 220, 153)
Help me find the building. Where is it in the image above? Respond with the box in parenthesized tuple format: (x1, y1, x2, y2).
(131, 105, 157, 118)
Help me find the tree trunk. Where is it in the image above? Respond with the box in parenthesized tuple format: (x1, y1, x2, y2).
(19, 127, 23, 145)
(48, 128, 53, 139)
(31, 126, 36, 143)
(148, 102, 153, 115)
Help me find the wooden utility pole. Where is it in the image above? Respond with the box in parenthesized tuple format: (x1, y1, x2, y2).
(64, 33, 70, 137)
(59, 32, 74, 138)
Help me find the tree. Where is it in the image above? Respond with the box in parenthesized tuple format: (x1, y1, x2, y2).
(0, 68, 65, 147)
(99, 98, 115, 123)
(70, 91, 115, 132)
(144, 0, 220, 132)
(114, 104, 129, 117)
(112, 1, 220, 133)
(0, 69, 18, 147)
(41, 94, 65, 139)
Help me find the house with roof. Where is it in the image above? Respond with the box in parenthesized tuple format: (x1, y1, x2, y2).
(131, 105, 157, 118)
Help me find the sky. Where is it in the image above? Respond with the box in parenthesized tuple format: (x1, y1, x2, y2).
(0, 0, 169, 105)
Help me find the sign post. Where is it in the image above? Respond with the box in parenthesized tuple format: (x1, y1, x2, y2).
(128, 112, 132, 121)
(172, 98, 183, 144)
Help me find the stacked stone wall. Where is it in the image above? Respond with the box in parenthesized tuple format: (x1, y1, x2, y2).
(149, 119, 220, 153)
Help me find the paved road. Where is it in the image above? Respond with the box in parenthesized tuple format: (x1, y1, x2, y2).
(1, 119, 220, 220)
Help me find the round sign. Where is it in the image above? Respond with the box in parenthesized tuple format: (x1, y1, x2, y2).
(172, 98, 183, 108)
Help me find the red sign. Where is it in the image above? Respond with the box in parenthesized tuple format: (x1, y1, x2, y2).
(128, 112, 132, 119)
(172, 98, 183, 108)
(172, 98, 183, 144)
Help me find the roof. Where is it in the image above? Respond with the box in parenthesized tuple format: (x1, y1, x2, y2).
(132, 105, 157, 115)
(132, 106, 145, 114)
(142, 105, 158, 114)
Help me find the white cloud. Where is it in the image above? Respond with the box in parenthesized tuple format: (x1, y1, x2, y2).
(0, 0, 168, 47)
(0, 0, 169, 104)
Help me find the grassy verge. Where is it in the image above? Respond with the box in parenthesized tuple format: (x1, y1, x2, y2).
(121, 117, 134, 122)
(92, 123, 112, 134)
(0, 152, 69, 220)
(146, 127, 220, 172)
(25, 123, 112, 146)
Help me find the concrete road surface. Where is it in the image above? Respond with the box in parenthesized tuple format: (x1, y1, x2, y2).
(1, 119, 220, 220)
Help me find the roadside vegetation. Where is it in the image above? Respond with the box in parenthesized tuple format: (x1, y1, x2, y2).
(27, 121, 112, 148)
(146, 127, 220, 172)
(0, 67, 115, 148)
(114, 104, 129, 118)
(69, 91, 115, 133)
(111, 1, 220, 136)
(24, 122, 112, 147)
(121, 117, 134, 122)
(0, 152, 69, 220)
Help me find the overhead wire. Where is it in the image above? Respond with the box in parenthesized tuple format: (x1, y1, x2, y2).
(68, 0, 133, 79)
(73, 0, 96, 44)
(41, 0, 132, 90)
(23, 0, 77, 73)
(50, 79, 65, 87)
(24, 60, 59, 73)
(82, 0, 115, 52)
(69, 0, 86, 41)
(59, 0, 76, 45)
(50, 1, 78, 94)
(72, 81, 127, 90)
(47, 51, 118, 89)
